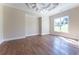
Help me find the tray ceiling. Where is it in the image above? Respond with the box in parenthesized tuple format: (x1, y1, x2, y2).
(3, 3, 79, 17)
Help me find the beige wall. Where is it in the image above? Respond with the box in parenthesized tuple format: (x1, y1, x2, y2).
(0, 4, 49, 43)
(50, 7, 79, 39)
(3, 6, 26, 40)
(2, 5, 41, 41)
(1, 4, 79, 42)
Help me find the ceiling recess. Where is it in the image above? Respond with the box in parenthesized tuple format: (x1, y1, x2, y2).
(25, 3, 59, 14)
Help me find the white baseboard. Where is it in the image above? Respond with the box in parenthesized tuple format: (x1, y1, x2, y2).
(4, 34, 39, 42)
(51, 32, 79, 40)
(0, 36, 4, 44)
(26, 34, 39, 36)
(5, 36, 26, 42)
(0, 40, 4, 44)
(2, 34, 41, 43)
(41, 33, 49, 35)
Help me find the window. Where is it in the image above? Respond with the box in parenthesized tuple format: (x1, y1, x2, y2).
(54, 16, 69, 32)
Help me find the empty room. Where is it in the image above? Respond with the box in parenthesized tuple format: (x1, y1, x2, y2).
(0, 3, 79, 55)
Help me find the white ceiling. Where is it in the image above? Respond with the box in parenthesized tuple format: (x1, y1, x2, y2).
(3, 3, 79, 17)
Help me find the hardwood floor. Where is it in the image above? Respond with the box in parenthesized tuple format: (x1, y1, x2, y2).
(0, 35, 79, 55)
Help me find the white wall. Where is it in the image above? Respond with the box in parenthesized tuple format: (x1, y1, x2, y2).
(41, 16, 49, 35)
(25, 15, 50, 36)
(25, 15, 40, 36)
(0, 5, 4, 43)
(50, 6, 79, 40)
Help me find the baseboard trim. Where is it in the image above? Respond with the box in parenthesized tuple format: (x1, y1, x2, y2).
(0, 36, 4, 44)
(51, 34, 79, 40)
(0, 40, 4, 44)
(41, 33, 49, 35)
(5, 36, 26, 42)
(4, 34, 39, 42)
(26, 34, 40, 36)
(2, 34, 49, 42)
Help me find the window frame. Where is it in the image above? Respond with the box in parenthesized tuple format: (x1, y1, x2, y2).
(54, 16, 69, 33)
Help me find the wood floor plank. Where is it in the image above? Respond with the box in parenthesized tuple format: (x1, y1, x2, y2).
(0, 35, 79, 55)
